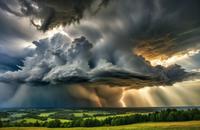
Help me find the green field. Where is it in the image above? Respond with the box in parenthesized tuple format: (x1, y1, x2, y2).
(1, 108, 200, 129)
(0, 108, 142, 123)
(39, 112, 56, 117)
(1, 121, 200, 130)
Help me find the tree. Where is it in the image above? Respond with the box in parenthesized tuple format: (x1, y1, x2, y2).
(34, 121, 40, 127)
(167, 112, 176, 121)
(103, 117, 112, 126)
(47, 119, 61, 128)
(71, 119, 82, 127)
(0, 119, 2, 127)
(81, 118, 101, 127)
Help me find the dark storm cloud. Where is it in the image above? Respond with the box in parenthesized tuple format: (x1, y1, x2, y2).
(0, 10, 30, 41)
(0, 53, 23, 72)
(2, 0, 200, 59)
(12, 0, 110, 32)
(85, 66, 193, 88)
(0, 33, 196, 108)
(0, 33, 198, 108)
(0, 9, 35, 72)
(0, 10, 35, 72)
(67, 0, 200, 62)
(0, 0, 22, 16)
(0, 3, 39, 60)
(131, 0, 200, 59)
(0, 34, 195, 88)
(0, 0, 108, 60)
(0, 1, 43, 72)
(134, 28, 200, 60)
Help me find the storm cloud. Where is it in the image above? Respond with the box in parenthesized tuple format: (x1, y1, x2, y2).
(66, 0, 200, 65)
(0, 0, 200, 107)
(0, 33, 194, 87)
(0, 0, 110, 32)
(0, 33, 197, 108)
(2, 0, 200, 60)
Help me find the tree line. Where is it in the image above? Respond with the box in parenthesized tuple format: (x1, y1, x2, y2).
(0, 109, 200, 128)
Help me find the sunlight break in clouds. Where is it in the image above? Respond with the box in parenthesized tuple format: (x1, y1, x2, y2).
(150, 50, 200, 67)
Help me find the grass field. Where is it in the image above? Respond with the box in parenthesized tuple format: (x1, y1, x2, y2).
(39, 112, 56, 117)
(1, 109, 142, 123)
(91, 113, 137, 120)
(1, 121, 200, 130)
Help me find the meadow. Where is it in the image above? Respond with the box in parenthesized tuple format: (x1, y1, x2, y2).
(0, 121, 200, 130)
(0, 107, 200, 129)
(0, 108, 148, 124)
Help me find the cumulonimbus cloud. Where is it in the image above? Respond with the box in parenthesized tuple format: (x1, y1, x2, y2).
(0, 33, 198, 108)
(0, 0, 200, 107)
(0, 33, 196, 88)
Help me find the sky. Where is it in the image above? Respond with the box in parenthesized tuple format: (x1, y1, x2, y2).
(0, 0, 200, 108)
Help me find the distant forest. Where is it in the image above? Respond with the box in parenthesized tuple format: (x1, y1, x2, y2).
(0, 109, 200, 128)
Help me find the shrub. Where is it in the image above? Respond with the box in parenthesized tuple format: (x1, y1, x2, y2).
(47, 119, 61, 128)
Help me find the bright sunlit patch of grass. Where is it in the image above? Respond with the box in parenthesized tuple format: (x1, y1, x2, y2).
(39, 112, 55, 117)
